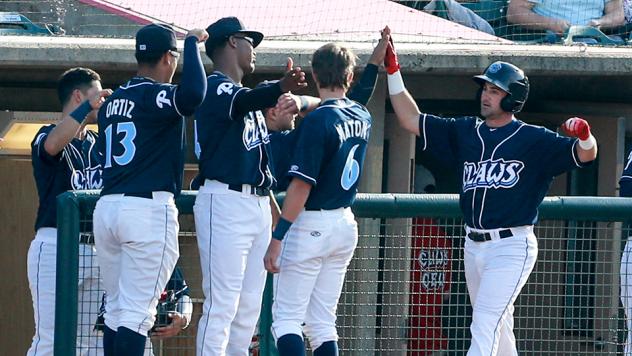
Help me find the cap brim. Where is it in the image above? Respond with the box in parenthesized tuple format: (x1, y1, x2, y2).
(237, 30, 264, 48)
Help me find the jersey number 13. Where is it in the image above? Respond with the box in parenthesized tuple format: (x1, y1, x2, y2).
(104, 122, 137, 168)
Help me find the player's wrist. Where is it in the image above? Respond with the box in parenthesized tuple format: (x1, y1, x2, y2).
(579, 134, 596, 150)
(70, 100, 93, 124)
(387, 71, 405, 95)
(272, 217, 292, 241)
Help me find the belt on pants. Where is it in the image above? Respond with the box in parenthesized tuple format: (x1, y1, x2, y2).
(228, 183, 270, 197)
(79, 233, 95, 244)
(467, 229, 513, 242)
(305, 206, 349, 211)
(123, 192, 154, 199)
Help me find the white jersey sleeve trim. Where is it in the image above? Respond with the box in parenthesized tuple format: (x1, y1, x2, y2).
(571, 140, 582, 168)
(287, 170, 317, 185)
(621, 175, 632, 180)
(421, 113, 427, 151)
(172, 86, 184, 117)
(229, 87, 247, 120)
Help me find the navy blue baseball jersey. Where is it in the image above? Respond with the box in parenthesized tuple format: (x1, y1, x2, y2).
(195, 71, 275, 188)
(620, 148, 632, 197)
(269, 130, 298, 192)
(288, 98, 372, 209)
(31, 125, 102, 230)
(97, 77, 186, 196)
(420, 115, 588, 229)
(269, 65, 378, 192)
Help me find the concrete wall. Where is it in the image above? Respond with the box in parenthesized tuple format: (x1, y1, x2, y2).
(1, 33, 631, 354)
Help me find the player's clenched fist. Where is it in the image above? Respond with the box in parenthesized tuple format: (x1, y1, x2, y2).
(279, 57, 308, 93)
(85, 89, 113, 124)
(90, 89, 113, 109)
(264, 240, 282, 273)
(562, 117, 591, 140)
(186, 28, 209, 43)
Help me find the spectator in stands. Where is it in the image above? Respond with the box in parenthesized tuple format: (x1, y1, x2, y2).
(507, 0, 624, 35)
(624, 0, 632, 23)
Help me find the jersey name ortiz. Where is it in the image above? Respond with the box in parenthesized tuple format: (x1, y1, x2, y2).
(419, 114, 586, 230)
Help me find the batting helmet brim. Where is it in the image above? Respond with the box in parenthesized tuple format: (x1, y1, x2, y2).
(472, 75, 510, 93)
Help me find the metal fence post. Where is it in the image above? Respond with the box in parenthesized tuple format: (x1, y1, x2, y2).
(54, 192, 80, 356)
(259, 273, 278, 356)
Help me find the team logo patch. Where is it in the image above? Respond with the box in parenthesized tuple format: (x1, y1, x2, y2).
(71, 166, 103, 190)
(488, 62, 502, 73)
(217, 82, 234, 96)
(310, 231, 321, 237)
(156, 90, 172, 108)
(242, 111, 269, 151)
(290, 165, 299, 171)
(462, 158, 525, 192)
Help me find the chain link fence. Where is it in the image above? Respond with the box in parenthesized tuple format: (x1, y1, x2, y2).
(56, 192, 632, 355)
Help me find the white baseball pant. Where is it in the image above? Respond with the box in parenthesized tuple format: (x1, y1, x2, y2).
(26, 227, 104, 356)
(621, 237, 632, 355)
(194, 180, 271, 356)
(464, 225, 538, 356)
(271, 207, 358, 350)
(93, 192, 179, 337)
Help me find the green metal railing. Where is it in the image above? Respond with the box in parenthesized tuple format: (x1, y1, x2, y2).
(55, 192, 632, 356)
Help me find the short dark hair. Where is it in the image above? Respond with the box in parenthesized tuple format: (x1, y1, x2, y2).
(311, 43, 356, 90)
(57, 67, 101, 107)
(135, 52, 164, 67)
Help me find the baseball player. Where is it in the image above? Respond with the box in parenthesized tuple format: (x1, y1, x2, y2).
(193, 17, 306, 356)
(384, 36, 598, 355)
(93, 24, 207, 356)
(619, 148, 632, 355)
(28, 67, 111, 356)
(266, 28, 389, 192)
(263, 42, 372, 356)
(95, 266, 193, 355)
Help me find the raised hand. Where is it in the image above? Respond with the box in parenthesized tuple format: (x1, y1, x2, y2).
(369, 26, 391, 66)
(186, 28, 209, 43)
(384, 35, 400, 75)
(562, 117, 591, 140)
(279, 57, 308, 92)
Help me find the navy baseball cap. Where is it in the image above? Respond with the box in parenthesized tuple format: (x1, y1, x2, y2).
(205, 17, 264, 56)
(135, 23, 177, 58)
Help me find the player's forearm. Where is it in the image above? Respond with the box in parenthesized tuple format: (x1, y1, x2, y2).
(175, 36, 207, 116)
(576, 142, 598, 163)
(232, 83, 283, 119)
(389, 89, 421, 136)
(280, 178, 312, 222)
(348, 63, 378, 106)
(44, 101, 92, 156)
(269, 192, 281, 228)
(506, 5, 563, 32)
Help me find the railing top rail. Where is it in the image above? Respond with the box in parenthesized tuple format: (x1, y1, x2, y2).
(62, 191, 632, 222)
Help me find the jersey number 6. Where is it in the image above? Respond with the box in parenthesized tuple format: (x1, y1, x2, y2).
(104, 122, 137, 168)
(341, 144, 360, 191)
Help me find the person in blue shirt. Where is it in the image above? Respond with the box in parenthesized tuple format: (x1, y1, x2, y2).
(28, 67, 111, 356)
(193, 17, 307, 355)
(263, 42, 373, 356)
(93, 23, 207, 356)
(265, 28, 389, 193)
(384, 31, 597, 356)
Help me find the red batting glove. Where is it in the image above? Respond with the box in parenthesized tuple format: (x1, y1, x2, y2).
(384, 39, 400, 75)
(562, 117, 591, 140)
